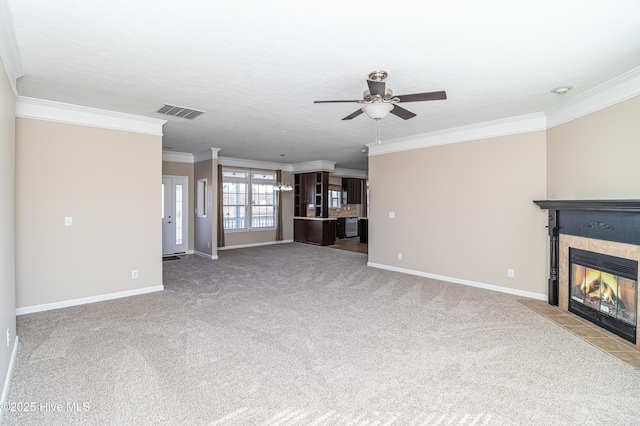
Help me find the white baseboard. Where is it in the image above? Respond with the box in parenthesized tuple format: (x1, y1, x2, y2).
(367, 262, 547, 301)
(186, 250, 195, 254)
(194, 251, 218, 260)
(218, 239, 294, 251)
(15, 285, 165, 316)
(1, 335, 19, 423)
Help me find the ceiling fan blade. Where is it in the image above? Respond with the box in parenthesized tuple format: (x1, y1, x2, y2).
(342, 109, 364, 120)
(389, 105, 417, 120)
(367, 80, 386, 97)
(314, 100, 360, 103)
(395, 91, 447, 103)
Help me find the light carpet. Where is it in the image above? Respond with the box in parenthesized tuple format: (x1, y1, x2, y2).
(4, 243, 640, 425)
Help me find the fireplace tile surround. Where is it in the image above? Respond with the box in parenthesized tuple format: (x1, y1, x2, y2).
(534, 200, 640, 361)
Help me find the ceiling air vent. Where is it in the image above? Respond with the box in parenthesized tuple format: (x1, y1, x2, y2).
(155, 104, 205, 120)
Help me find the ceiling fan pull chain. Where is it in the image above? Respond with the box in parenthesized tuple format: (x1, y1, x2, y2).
(375, 118, 381, 143)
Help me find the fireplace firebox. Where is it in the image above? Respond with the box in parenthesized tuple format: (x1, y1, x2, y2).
(569, 248, 638, 343)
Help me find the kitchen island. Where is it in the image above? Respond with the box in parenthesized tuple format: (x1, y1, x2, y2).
(293, 217, 336, 246)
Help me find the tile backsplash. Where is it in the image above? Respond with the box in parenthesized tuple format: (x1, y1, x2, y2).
(329, 204, 362, 217)
(305, 204, 363, 217)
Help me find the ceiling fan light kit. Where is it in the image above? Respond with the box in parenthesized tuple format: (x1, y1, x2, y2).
(362, 102, 394, 119)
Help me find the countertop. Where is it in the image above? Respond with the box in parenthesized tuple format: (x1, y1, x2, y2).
(294, 216, 368, 221)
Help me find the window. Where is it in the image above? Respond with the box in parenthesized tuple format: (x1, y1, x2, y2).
(196, 179, 207, 217)
(251, 172, 276, 228)
(222, 170, 248, 230)
(328, 184, 341, 208)
(175, 184, 183, 244)
(222, 168, 277, 231)
(329, 189, 341, 208)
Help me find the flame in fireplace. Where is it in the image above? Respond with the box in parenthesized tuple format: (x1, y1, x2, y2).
(601, 272, 618, 305)
(580, 268, 600, 295)
(581, 270, 619, 305)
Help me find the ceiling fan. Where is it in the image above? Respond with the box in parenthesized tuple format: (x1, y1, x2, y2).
(314, 70, 447, 121)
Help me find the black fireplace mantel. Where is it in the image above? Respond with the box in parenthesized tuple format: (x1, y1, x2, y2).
(534, 199, 640, 305)
(534, 199, 640, 212)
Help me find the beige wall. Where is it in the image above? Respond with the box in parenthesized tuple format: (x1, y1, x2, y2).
(0, 57, 17, 399)
(369, 131, 548, 296)
(547, 95, 640, 199)
(193, 158, 217, 257)
(223, 170, 294, 247)
(15, 118, 163, 308)
(162, 161, 195, 252)
(280, 171, 294, 241)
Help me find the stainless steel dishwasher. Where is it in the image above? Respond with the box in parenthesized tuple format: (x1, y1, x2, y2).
(345, 217, 358, 237)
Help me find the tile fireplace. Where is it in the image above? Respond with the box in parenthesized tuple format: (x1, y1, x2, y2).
(534, 200, 640, 346)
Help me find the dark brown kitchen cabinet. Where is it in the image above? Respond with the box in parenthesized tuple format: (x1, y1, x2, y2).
(336, 217, 346, 239)
(294, 219, 336, 246)
(305, 173, 316, 206)
(294, 174, 301, 216)
(294, 171, 329, 218)
(342, 178, 363, 204)
(359, 218, 368, 244)
(294, 218, 307, 242)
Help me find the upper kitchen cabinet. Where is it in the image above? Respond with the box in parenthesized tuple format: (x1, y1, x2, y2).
(342, 178, 363, 205)
(294, 171, 329, 218)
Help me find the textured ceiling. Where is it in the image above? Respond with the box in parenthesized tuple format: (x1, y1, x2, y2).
(7, 0, 640, 170)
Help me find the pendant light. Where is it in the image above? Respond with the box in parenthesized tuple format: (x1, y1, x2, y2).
(274, 154, 293, 191)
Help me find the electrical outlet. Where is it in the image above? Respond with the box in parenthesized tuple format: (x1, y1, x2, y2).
(132, 270, 138, 279)
(508, 269, 515, 278)
(6, 328, 10, 347)
(64, 216, 73, 226)
(207, 242, 211, 248)
(389, 212, 395, 219)
(397, 253, 402, 260)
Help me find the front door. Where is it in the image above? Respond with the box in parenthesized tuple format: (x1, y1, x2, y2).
(162, 176, 188, 255)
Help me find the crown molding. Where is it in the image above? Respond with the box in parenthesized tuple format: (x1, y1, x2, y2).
(219, 156, 293, 172)
(0, 0, 23, 96)
(545, 66, 640, 128)
(162, 151, 194, 163)
(368, 113, 546, 156)
(194, 148, 221, 163)
(291, 160, 336, 173)
(332, 168, 368, 179)
(15, 97, 166, 136)
(164, 155, 339, 173)
(367, 67, 640, 158)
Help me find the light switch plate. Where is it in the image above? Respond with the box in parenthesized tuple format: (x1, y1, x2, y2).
(64, 217, 73, 226)
(389, 212, 395, 219)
